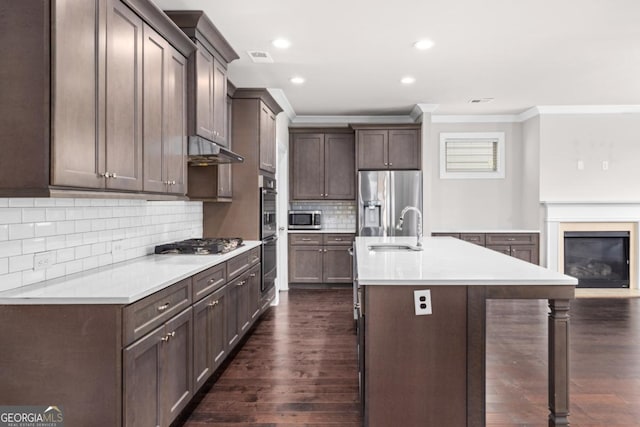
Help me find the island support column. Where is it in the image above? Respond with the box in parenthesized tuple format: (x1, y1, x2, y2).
(548, 299, 571, 427)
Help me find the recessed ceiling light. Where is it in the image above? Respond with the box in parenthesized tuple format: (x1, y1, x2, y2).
(401, 76, 416, 85)
(290, 76, 305, 85)
(272, 38, 291, 49)
(413, 39, 435, 50)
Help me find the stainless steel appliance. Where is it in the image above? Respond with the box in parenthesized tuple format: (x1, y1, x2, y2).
(288, 210, 322, 230)
(154, 238, 243, 255)
(358, 171, 422, 237)
(260, 175, 277, 293)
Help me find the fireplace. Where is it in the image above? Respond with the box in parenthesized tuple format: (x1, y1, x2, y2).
(564, 231, 630, 288)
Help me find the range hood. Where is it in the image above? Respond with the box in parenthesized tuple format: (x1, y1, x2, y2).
(188, 136, 244, 165)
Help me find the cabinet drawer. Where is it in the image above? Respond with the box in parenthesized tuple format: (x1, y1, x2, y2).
(123, 278, 192, 346)
(432, 233, 461, 238)
(193, 263, 226, 302)
(323, 234, 355, 245)
(289, 234, 323, 245)
(227, 247, 260, 280)
(460, 233, 486, 246)
(486, 233, 538, 246)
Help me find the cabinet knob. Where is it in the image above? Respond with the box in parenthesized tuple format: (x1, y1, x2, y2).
(111, 173, 117, 179)
(506, 237, 516, 241)
(324, 249, 328, 252)
(207, 300, 219, 307)
(161, 331, 175, 342)
(318, 249, 323, 252)
(237, 280, 246, 287)
(157, 302, 171, 312)
(249, 273, 257, 278)
(384, 162, 388, 166)
(389, 163, 393, 166)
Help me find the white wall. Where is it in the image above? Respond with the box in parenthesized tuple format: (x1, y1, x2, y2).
(275, 113, 291, 294)
(520, 116, 541, 229)
(0, 198, 202, 292)
(539, 113, 640, 202)
(428, 121, 533, 230)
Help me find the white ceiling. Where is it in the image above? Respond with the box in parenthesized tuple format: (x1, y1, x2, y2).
(152, 0, 640, 117)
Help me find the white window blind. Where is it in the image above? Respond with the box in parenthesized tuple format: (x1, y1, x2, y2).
(439, 132, 505, 179)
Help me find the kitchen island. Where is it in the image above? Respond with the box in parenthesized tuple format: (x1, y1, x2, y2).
(354, 236, 577, 427)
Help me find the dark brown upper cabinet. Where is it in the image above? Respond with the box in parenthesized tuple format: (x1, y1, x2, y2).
(0, 0, 195, 198)
(142, 24, 188, 195)
(164, 11, 239, 149)
(354, 125, 421, 170)
(290, 129, 355, 200)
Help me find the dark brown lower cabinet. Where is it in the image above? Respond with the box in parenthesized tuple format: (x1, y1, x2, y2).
(432, 232, 540, 265)
(193, 284, 227, 391)
(124, 306, 193, 427)
(288, 234, 355, 285)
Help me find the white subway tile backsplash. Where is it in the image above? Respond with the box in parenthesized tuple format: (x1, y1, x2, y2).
(0, 272, 22, 291)
(9, 223, 34, 240)
(22, 238, 46, 254)
(9, 254, 33, 273)
(46, 235, 66, 251)
(34, 222, 57, 237)
(9, 198, 34, 208)
(46, 208, 67, 222)
(22, 208, 46, 223)
(22, 269, 45, 286)
(0, 208, 22, 225)
(0, 241, 22, 258)
(0, 198, 202, 292)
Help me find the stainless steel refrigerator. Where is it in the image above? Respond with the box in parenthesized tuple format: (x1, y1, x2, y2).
(358, 171, 423, 236)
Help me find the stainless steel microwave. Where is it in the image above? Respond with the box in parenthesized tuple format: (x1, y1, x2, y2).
(288, 211, 322, 230)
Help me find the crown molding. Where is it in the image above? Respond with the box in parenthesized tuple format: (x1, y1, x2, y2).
(291, 115, 417, 126)
(265, 89, 295, 120)
(432, 114, 521, 123)
(535, 105, 640, 115)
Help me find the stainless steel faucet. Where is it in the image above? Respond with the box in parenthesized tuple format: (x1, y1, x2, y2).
(396, 206, 423, 247)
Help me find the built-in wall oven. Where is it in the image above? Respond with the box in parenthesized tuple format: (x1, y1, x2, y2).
(260, 175, 277, 293)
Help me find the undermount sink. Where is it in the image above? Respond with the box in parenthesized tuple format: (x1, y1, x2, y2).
(368, 243, 423, 252)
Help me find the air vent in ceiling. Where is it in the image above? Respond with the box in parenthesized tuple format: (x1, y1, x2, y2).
(468, 98, 494, 104)
(247, 50, 274, 63)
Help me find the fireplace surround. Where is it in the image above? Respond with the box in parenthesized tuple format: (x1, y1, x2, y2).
(543, 203, 639, 290)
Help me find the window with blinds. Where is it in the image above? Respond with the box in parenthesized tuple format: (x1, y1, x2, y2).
(439, 132, 505, 179)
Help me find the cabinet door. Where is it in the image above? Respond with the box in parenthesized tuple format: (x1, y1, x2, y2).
(142, 24, 167, 193)
(288, 245, 323, 283)
(124, 325, 164, 427)
(486, 244, 512, 257)
(259, 102, 276, 173)
(248, 264, 261, 321)
(357, 130, 388, 170)
(162, 307, 193, 426)
(192, 295, 214, 391)
(325, 133, 355, 200)
(105, 0, 143, 191)
(323, 245, 353, 283)
(212, 57, 228, 146)
(210, 285, 228, 368)
(216, 96, 233, 198)
(291, 133, 325, 200)
(51, 0, 105, 189)
(388, 129, 420, 170)
(194, 42, 214, 141)
(511, 245, 539, 265)
(165, 46, 187, 195)
(237, 273, 251, 336)
(226, 276, 240, 348)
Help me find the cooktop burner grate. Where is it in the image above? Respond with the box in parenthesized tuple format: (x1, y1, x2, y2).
(154, 238, 244, 255)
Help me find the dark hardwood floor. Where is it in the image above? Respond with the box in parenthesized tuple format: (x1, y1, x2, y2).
(180, 289, 640, 426)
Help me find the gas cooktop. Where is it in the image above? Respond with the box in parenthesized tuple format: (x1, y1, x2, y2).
(154, 238, 243, 255)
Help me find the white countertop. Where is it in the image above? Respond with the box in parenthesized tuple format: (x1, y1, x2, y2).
(0, 241, 262, 305)
(355, 236, 577, 286)
(288, 229, 356, 234)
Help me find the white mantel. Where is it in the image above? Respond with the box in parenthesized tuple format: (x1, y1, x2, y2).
(542, 202, 640, 289)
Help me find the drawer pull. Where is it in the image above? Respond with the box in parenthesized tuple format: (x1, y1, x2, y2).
(301, 238, 312, 241)
(157, 302, 171, 312)
(334, 238, 343, 241)
(249, 273, 257, 278)
(161, 331, 175, 342)
(506, 238, 516, 241)
(237, 280, 246, 287)
(207, 300, 219, 307)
